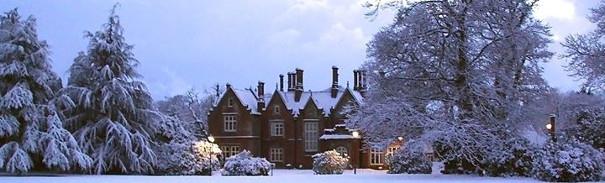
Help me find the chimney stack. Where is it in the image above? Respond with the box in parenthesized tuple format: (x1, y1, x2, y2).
(360, 70, 367, 90)
(331, 66, 339, 98)
(279, 74, 284, 92)
(295, 68, 304, 102)
(257, 81, 265, 112)
(287, 72, 295, 91)
(353, 70, 359, 90)
(353, 70, 367, 96)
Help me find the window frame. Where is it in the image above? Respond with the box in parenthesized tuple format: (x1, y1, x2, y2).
(223, 114, 237, 132)
(335, 146, 348, 156)
(227, 97, 234, 107)
(303, 119, 319, 152)
(273, 105, 280, 114)
(370, 147, 384, 165)
(220, 145, 240, 158)
(386, 146, 399, 156)
(270, 120, 284, 136)
(269, 148, 284, 162)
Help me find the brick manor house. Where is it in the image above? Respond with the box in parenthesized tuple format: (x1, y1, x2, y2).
(208, 67, 403, 169)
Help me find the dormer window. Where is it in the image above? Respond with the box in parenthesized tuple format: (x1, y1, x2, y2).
(273, 105, 280, 114)
(227, 97, 234, 107)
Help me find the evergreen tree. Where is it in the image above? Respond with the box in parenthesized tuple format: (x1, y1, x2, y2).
(62, 6, 161, 174)
(0, 9, 91, 174)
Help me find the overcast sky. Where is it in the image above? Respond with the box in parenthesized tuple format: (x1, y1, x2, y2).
(1, 0, 600, 99)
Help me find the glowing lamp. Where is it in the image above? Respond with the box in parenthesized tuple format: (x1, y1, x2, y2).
(352, 131, 360, 138)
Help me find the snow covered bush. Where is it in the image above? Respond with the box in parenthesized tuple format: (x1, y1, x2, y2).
(563, 97, 605, 150)
(312, 150, 349, 175)
(483, 137, 534, 177)
(0, 9, 91, 174)
(155, 140, 221, 175)
(531, 138, 605, 182)
(153, 115, 220, 175)
(61, 6, 161, 174)
(387, 146, 431, 174)
(221, 150, 271, 176)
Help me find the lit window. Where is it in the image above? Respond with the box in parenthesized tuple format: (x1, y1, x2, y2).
(270, 121, 284, 136)
(304, 120, 319, 152)
(370, 147, 384, 165)
(270, 148, 284, 162)
(220, 145, 240, 158)
(386, 146, 399, 156)
(335, 146, 348, 156)
(224, 115, 237, 132)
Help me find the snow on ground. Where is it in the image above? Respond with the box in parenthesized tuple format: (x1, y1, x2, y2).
(0, 169, 540, 183)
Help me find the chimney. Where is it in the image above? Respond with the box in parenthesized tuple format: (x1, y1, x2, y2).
(360, 70, 367, 90)
(295, 68, 304, 102)
(331, 66, 339, 98)
(257, 81, 265, 112)
(287, 72, 295, 91)
(279, 74, 284, 92)
(353, 70, 359, 91)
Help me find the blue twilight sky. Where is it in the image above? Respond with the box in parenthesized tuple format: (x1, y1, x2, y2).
(0, 0, 600, 99)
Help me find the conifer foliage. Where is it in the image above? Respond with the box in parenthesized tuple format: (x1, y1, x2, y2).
(61, 6, 161, 174)
(0, 9, 91, 174)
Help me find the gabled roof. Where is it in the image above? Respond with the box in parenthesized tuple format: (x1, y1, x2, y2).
(272, 87, 363, 117)
(214, 87, 270, 115)
(215, 85, 363, 117)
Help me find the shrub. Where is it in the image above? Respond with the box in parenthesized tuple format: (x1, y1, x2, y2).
(483, 138, 534, 177)
(221, 150, 271, 176)
(387, 147, 431, 174)
(312, 150, 349, 175)
(532, 138, 605, 182)
(155, 141, 221, 175)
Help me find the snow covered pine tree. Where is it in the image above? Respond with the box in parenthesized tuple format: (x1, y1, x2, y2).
(0, 9, 91, 174)
(61, 6, 161, 174)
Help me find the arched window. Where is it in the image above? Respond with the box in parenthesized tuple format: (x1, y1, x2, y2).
(335, 146, 348, 156)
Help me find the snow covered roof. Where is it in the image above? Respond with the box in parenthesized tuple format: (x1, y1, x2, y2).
(320, 124, 360, 140)
(214, 85, 363, 117)
(275, 87, 363, 117)
(319, 134, 361, 140)
(232, 88, 264, 115)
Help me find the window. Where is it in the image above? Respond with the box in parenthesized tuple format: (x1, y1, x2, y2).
(224, 115, 237, 132)
(270, 121, 284, 136)
(270, 148, 284, 162)
(227, 97, 234, 107)
(220, 145, 240, 158)
(335, 146, 348, 156)
(386, 146, 399, 156)
(273, 105, 280, 114)
(304, 120, 319, 152)
(370, 147, 384, 165)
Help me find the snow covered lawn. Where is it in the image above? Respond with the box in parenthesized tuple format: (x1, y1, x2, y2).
(0, 169, 540, 183)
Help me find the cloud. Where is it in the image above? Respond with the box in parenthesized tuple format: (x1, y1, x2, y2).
(535, 0, 576, 21)
(290, 0, 328, 11)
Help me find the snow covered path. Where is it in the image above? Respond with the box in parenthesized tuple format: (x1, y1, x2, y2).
(0, 169, 540, 183)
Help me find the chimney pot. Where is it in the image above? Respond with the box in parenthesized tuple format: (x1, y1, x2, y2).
(279, 74, 284, 92)
(331, 66, 339, 98)
(295, 68, 304, 101)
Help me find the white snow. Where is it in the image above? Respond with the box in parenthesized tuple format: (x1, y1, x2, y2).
(319, 134, 360, 140)
(0, 169, 540, 183)
(222, 86, 363, 117)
